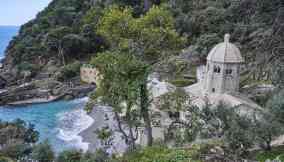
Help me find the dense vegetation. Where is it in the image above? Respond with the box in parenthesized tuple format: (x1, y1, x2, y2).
(3, 0, 283, 87)
(1, 0, 283, 161)
(0, 120, 39, 160)
(1, 89, 284, 162)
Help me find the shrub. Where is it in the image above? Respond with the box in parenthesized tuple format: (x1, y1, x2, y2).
(31, 140, 55, 162)
(16, 62, 40, 75)
(266, 89, 284, 124)
(57, 61, 81, 81)
(57, 150, 83, 162)
(154, 57, 192, 80)
(254, 146, 284, 162)
(0, 119, 39, 159)
(0, 144, 31, 160)
(0, 156, 14, 162)
(82, 149, 109, 162)
(117, 146, 200, 162)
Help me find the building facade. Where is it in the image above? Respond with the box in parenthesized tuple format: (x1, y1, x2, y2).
(203, 34, 244, 94)
(80, 64, 100, 85)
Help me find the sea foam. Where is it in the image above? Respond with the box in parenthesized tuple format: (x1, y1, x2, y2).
(56, 98, 94, 152)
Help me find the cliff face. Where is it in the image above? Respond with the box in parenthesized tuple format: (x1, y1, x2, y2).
(3, 0, 94, 67)
(1, 0, 283, 87)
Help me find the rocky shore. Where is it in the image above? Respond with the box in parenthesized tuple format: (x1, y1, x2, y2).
(0, 78, 96, 106)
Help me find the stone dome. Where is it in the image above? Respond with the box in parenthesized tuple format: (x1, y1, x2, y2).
(207, 34, 244, 63)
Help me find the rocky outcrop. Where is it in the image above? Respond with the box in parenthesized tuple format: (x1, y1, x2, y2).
(0, 76, 6, 89)
(0, 83, 45, 105)
(61, 85, 96, 100)
(0, 80, 96, 106)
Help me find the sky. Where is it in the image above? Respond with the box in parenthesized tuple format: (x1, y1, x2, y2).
(0, 0, 52, 26)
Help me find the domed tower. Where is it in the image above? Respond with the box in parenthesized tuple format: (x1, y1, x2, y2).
(203, 34, 244, 94)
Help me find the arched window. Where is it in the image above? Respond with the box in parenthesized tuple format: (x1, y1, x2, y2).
(217, 67, 221, 73)
(214, 66, 217, 73)
(214, 65, 221, 73)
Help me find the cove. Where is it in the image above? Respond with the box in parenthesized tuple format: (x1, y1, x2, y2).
(0, 97, 93, 153)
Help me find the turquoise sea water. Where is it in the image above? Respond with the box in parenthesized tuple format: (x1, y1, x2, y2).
(0, 98, 93, 153)
(0, 26, 94, 153)
(0, 26, 19, 59)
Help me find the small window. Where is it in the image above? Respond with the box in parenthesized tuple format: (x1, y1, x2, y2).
(168, 111, 180, 119)
(214, 66, 221, 73)
(212, 88, 215, 93)
(226, 69, 233, 75)
(214, 66, 217, 73)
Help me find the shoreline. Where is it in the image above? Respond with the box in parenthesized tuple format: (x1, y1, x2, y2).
(79, 106, 128, 154)
(55, 100, 95, 153)
(0, 97, 94, 153)
(79, 108, 103, 152)
(0, 83, 96, 107)
(6, 96, 62, 106)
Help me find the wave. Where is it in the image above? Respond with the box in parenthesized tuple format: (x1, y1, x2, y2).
(56, 104, 94, 152)
(71, 97, 89, 104)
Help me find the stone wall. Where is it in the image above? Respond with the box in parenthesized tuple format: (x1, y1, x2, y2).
(204, 61, 240, 94)
(80, 65, 100, 85)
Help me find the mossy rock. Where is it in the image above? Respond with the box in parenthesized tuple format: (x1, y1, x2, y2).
(0, 156, 14, 162)
(63, 94, 75, 100)
(170, 78, 196, 87)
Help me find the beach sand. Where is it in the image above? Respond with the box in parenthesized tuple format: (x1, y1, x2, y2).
(79, 106, 128, 154)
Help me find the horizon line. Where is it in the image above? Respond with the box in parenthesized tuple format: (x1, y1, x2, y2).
(0, 25, 20, 27)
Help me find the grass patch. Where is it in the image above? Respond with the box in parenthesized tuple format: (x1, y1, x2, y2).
(253, 146, 284, 162)
(170, 78, 196, 87)
(0, 156, 14, 162)
(279, 154, 284, 161)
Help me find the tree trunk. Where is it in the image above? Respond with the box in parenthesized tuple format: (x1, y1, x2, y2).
(140, 81, 153, 146)
(126, 103, 136, 150)
(265, 141, 272, 151)
(114, 112, 130, 143)
(58, 44, 65, 66)
(128, 126, 136, 151)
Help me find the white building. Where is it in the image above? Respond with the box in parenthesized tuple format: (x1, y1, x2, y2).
(203, 34, 244, 94)
(183, 34, 262, 111)
(137, 34, 264, 146)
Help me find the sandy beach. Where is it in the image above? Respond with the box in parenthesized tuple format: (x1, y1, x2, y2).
(79, 106, 128, 154)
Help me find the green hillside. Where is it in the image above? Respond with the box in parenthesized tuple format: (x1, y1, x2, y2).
(2, 0, 283, 86)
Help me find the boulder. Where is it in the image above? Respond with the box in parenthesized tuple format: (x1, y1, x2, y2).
(0, 76, 7, 89)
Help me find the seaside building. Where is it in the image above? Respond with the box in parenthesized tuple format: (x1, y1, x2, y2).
(184, 34, 262, 111)
(80, 64, 100, 86)
(136, 34, 263, 146)
(203, 34, 244, 94)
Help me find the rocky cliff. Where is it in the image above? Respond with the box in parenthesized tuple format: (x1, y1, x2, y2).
(0, 0, 283, 105)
